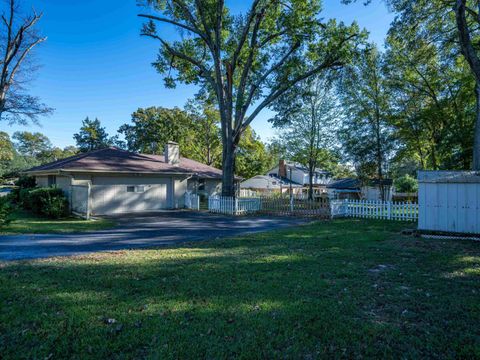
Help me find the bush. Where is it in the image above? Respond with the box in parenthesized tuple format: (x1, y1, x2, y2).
(15, 175, 36, 189)
(394, 174, 418, 193)
(0, 197, 13, 227)
(9, 175, 37, 203)
(24, 188, 69, 219)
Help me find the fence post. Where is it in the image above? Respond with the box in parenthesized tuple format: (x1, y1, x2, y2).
(234, 197, 238, 215)
(387, 201, 391, 220)
(86, 182, 91, 220)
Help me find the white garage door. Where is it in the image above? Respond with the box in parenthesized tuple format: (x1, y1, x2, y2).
(91, 176, 173, 215)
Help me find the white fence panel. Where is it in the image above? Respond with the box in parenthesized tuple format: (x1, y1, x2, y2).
(184, 192, 200, 210)
(208, 196, 262, 215)
(334, 199, 418, 221)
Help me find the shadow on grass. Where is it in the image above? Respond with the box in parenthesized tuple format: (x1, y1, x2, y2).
(1, 219, 479, 359)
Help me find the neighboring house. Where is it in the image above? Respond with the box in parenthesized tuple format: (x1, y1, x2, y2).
(266, 160, 333, 195)
(240, 175, 302, 194)
(25, 142, 225, 215)
(327, 178, 393, 201)
(327, 178, 362, 200)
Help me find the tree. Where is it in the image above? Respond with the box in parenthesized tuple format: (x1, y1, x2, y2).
(270, 74, 339, 199)
(235, 127, 272, 179)
(0, 131, 14, 161)
(184, 95, 222, 166)
(350, 0, 480, 169)
(37, 146, 78, 164)
(0, 0, 52, 124)
(139, 0, 362, 195)
(119, 107, 192, 154)
(12, 131, 52, 156)
(74, 117, 114, 152)
(338, 45, 395, 200)
(384, 31, 475, 170)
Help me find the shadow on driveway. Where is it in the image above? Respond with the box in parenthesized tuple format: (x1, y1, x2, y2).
(0, 211, 311, 261)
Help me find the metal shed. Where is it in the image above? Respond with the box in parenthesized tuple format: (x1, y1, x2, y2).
(418, 171, 480, 234)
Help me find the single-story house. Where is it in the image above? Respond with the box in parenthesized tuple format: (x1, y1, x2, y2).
(327, 178, 393, 201)
(25, 142, 226, 216)
(240, 175, 302, 194)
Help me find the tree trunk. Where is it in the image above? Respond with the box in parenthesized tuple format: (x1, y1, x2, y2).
(222, 139, 236, 197)
(474, 83, 480, 170)
(308, 165, 314, 201)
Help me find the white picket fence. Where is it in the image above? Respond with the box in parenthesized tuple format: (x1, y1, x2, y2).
(208, 196, 261, 215)
(184, 192, 200, 210)
(331, 199, 418, 221)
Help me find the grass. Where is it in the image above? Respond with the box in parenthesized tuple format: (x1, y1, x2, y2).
(0, 210, 116, 234)
(0, 219, 479, 359)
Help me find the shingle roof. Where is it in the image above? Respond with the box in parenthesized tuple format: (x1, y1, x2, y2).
(327, 178, 361, 190)
(25, 147, 224, 179)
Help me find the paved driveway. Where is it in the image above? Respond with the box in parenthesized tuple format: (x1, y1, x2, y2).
(0, 211, 309, 261)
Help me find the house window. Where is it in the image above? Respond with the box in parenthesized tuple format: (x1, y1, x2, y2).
(198, 179, 206, 191)
(48, 175, 56, 187)
(127, 185, 145, 193)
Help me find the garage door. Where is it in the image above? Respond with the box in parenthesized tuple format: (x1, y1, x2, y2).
(91, 176, 173, 215)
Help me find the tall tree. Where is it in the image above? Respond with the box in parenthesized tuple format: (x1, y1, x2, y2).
(74, 117, 114, 152)
(349, 0, 480, 169)
(12, 131, 52, 156)
(384, 30, 475, 170)
(119, 107, 192, 154)
(0, 0, 52, 124)
(139, 0, 362, 195)
(270, 74, 339, 199)
(338, 45, 395, 200)
(184, 95, 222, 166)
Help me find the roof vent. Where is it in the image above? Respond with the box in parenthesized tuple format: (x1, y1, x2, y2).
(165, 141, 180, 165)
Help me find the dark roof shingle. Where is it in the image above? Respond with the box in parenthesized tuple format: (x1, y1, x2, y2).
(26, 147, 223, 178)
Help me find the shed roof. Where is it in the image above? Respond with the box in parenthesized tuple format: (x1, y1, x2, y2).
(418, 170, 480, 183)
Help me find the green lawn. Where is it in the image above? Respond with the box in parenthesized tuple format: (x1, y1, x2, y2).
(1, 219, 479, 359)
(0, 210, 116, 234)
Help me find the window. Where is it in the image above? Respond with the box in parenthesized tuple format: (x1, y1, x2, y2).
(48, 175, 56, 187)
(198, 179, 206, 191)
(127, 185, 145, 193)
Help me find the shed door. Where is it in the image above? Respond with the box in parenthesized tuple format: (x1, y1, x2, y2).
(91, 176, 172, 215)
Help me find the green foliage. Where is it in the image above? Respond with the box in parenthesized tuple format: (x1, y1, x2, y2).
(13, 131, 52, 157)
(21, 188, 69, 219)
(394, 174, 418, 193)
(236, 127, 272, 179)
(74, 117, 114, 152)
(338, 45, 396, 180)
(0, 196, 13, 227)
(119, 107, 193, 155)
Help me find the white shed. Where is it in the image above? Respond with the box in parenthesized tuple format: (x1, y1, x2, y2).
(418, 171, 480, 234)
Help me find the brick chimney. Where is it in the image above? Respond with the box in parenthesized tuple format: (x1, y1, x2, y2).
(164, 141, 180, 164)
(278, 159, 287, 178)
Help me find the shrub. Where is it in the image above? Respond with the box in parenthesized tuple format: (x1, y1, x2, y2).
(25, 188, 69, 219)
(0, 197, 13, 227)
(15, 175, 36, 189)
(9, 175, 37, 203)
(394, 174, 418, 193)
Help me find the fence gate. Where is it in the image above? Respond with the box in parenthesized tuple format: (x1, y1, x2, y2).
(70, 184, 91, 219)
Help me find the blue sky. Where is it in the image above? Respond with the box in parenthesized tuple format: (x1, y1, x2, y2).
(1, 0, 394, 148)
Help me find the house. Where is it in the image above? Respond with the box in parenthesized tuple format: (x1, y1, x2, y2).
(240, 175, 302, 194)
(327, 178, 393, 201)
(266, 160, 333, 195)
(25, 142, 225, 215)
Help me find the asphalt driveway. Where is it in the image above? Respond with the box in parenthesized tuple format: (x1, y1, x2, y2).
(0, 211, 310, 261)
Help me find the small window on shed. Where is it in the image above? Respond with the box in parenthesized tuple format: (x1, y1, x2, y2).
(135, 185, 145, 193)
(48, 175, 56, 187)
(198, 179, 206, 191)
(127, 186, 135, 193)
